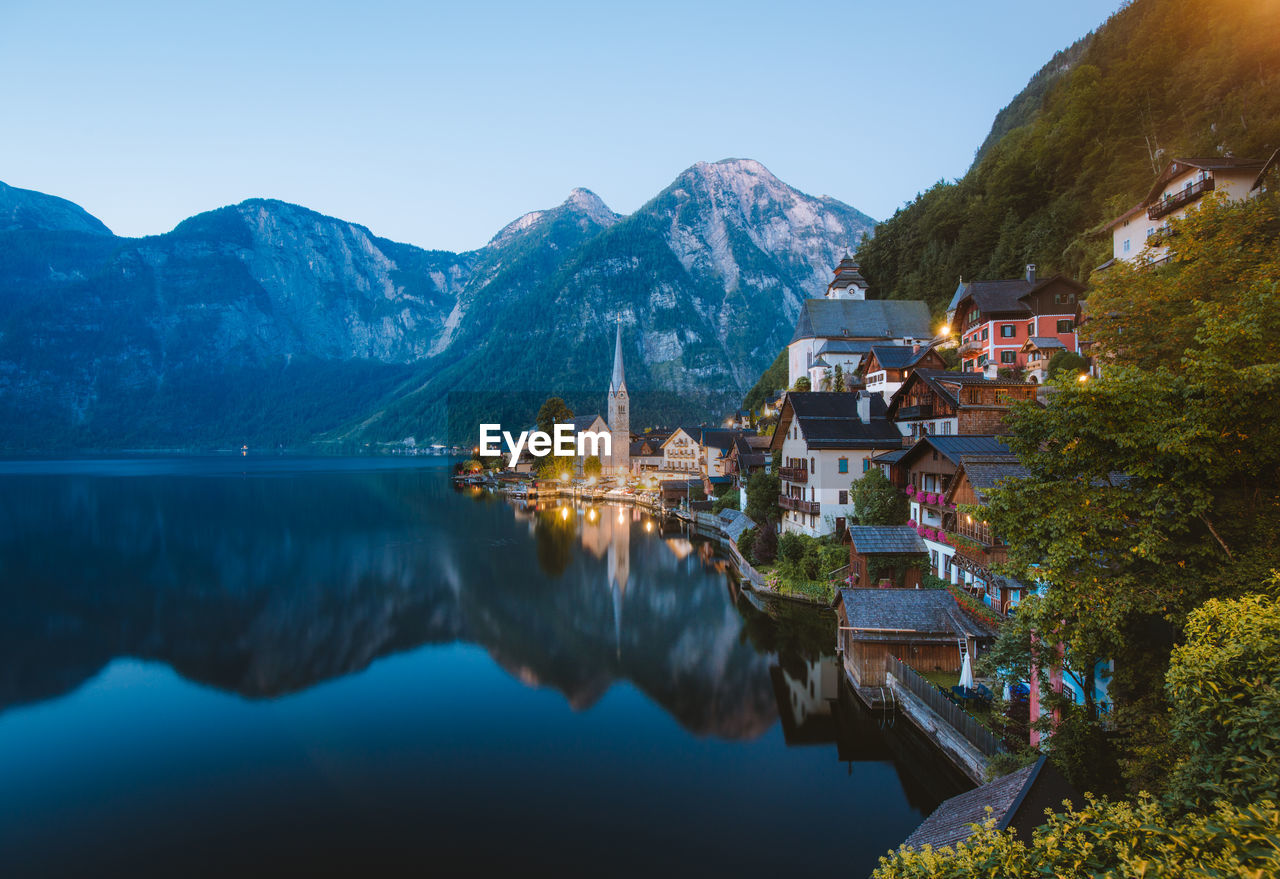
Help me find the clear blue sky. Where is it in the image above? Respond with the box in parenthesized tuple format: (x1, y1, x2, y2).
(0, 0, 1123, 252)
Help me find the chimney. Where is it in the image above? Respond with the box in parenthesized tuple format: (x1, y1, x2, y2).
(912, 341, 920, 354)
(983, 362, 999, 379)
(857, 391, 872, 423)
(1025, 263, 1036, 283)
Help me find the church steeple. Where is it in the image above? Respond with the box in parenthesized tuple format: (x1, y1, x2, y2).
(609, 321, 627, 396)
(607, 320, 630, 476)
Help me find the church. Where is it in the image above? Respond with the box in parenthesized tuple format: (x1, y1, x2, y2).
(574, 322, 631, 477)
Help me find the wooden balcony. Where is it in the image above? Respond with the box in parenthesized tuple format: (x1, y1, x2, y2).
(779, 495, 820, 515)
(1148, 177, 1213, 220)
(958, 339, 983, 356)
(778, 466, 808, 483)
(898, 404, 933, 420)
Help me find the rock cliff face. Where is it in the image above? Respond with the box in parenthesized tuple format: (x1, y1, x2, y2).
(0, 160, 875, 447)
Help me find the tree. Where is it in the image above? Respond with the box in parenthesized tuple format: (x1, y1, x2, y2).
(753, 521, 778, 564)
(851, 468, 908, 525)
(535, 454, 575, 479)
(791, 376, 811, 392)
(743, 348, 788, 411)
(745, 471, 780, 525)
(582, 455, 602, 478)
(834, 364, 846, 392)
(1165, 582, 1280, 814)
(980, 193, 1280, 791)
(536, 396, 574, 435)
(1046, 350, 1088, 379)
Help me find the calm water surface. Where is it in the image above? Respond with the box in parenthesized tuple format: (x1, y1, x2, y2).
(0, 458, 968, 877)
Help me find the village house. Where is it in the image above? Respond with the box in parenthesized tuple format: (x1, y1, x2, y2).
(947, 266, 1084, 374)
(834, 588, 997, 696)
(769, 392, 904, 538)
(1103, 155, 1270, 267)
(725, 434, 770, 509)
(659, 426, 743, 480)
(896, 436, 1013, 581)
(1019, 336, 1068, 384)
(856, 344, 947, 404)
(943, 454, 1030, 615)
(629, 433, 669, 475)
(846, 525, 929, 589)
(787, 260, 932, 389)
(886, 370, 1037, 440)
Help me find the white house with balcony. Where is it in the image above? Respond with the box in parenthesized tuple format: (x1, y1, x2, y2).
(1103, 156, 1268, 267)
(768, 391, 903, 538)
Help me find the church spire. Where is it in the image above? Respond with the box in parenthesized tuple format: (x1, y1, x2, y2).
(609, 320, 627, 396)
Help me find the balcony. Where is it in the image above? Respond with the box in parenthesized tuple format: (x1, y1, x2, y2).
(958, 339, 983, 356)
(778, 466, 808, 483)
(779, 495, 820, 515)
(898, 404, 933, 420)
(1148, 177, 1214, 220)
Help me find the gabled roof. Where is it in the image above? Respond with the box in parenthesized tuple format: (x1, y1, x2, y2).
(869, 447, 911, 465)
(772, 392, 902, 451)
(888, 369, 1036, 417)
(865, 344, 935, 370)
(1103, 201, 1146, 230)
(952, 276, 1086, 320)
(1022, 336, 1067, 351)
(946, 279, 968, 314)
(630, 439, 663, 456)
(1253, 148, 1279, 191)
(897, 435, 1011, 470)
(570, 414, 608, 432)
(949, 455, 1029, 504)
(662, 426, 743, 451)
(836, 588, 996, 640)
(815, 339, 878, 357)
(790, 299, 931, 344)
(1144, 156, 1267, 204)
(901, 756, 1079, 851)
(848, 526, 928, 555)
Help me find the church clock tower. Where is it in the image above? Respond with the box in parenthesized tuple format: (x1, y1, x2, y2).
(607, 322, 630, 476)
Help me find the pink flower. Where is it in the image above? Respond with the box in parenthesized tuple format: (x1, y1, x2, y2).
(905, 485, 916, 496)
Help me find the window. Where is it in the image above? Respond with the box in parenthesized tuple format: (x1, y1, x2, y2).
(965, 388, 981, 404)
(838, 490, 848, 505)
(968, 309, 979, 323)
(942, 421, 951, 435)
(838, 457, 848, 474)
(1057, 319, 1074, 333)
(1000, 350, 1016, 364)
(1123, 238, 1131, 253)
(1026, 321, 1034, 335)
(981, 328, 989, 341)
(1000, 325, 1015, 338)
(862, 458, 870, 473)
(1054, 292, 1076, 305)
(977, 354, 988, 366)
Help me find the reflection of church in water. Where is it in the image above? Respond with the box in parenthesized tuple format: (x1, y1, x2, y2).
(579, 505, 632, 657)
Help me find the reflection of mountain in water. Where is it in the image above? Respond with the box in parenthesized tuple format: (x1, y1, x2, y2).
(0, 468, 774, 739)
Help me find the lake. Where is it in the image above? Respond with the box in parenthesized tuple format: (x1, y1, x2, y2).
(0, 457, 969, 877)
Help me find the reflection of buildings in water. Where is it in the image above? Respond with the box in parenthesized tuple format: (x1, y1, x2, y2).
(577, 505, 632, 658)
(664, 537, 694, 560)
(770, 658, 840, 745)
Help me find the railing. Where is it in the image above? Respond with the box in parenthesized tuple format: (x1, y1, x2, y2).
(1148, 177, 1214, 220)
(779, 495, 820, 515)
(778, 466, 808, 483)
(958, 339, 983, 356)
(898, 404, 933, 420)
(887, 656, 1005, 757)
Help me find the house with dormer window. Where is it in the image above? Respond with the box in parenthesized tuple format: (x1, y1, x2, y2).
(947, 266, 1084, 374)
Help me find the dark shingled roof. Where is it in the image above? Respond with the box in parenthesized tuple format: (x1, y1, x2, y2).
(1024, 336, 1067, 351)
(836, 588, 996, 640)
(901, 756, 1080, 851)
(784, 392, 901, 450)
(816, 339, 878, 356)
(569, 414, 608, 432)
(957, 456, 1029, 503)
(790, 299, 931, 344)
(867, 344, 934, 369)
(870, 447, 911, 465)
(955, 279, 1035, 316)
(899, 435, 1012, 469)
(849, 526, 928, 554)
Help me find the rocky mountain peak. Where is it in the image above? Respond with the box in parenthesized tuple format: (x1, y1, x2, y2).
(0, 180, 113, 236)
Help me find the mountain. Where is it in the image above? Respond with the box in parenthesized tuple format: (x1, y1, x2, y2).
(0, 181, 112, 235)
(856, 0, 1280, 312)
(0, 160, 874, 448)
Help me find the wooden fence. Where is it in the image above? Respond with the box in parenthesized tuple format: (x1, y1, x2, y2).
(887, 655, 1005, 757)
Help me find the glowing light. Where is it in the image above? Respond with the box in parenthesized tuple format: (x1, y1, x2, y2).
(618, 511, 625, 524)
(560, 507, 569, 521)
(1077, 373, 1090, 383)
(939, 323, 951, 335)
(644, 521, 653, 532)
(560, 471, 570, 482)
